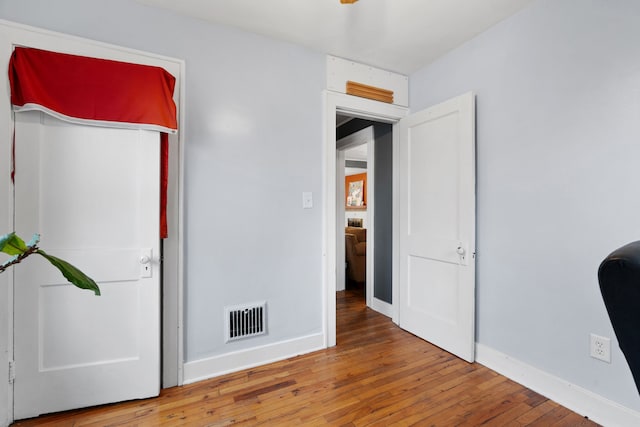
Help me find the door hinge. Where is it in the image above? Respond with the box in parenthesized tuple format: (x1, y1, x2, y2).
(8, 360, 15, 384)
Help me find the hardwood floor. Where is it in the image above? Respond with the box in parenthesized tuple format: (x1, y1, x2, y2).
(13, 289, 598, 426)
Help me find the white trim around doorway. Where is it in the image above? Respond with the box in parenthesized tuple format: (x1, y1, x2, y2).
(322, 91, 408, 347)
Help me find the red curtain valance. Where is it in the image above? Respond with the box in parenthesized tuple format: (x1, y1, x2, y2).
(9, 47, 177, 133)
(8, 47, 178, 238)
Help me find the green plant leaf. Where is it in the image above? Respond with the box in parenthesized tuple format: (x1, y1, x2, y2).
(36, 250, 101, 296)
(0, 233, 12, 251)
(0, 232, 28, 256)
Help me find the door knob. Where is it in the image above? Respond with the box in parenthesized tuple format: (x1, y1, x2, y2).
(140, 249, 153, 278)
(456, 246, 465, 255)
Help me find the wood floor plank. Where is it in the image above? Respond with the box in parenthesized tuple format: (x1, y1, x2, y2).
(515, 399, 558, 425)
(12, 289, 599, 426)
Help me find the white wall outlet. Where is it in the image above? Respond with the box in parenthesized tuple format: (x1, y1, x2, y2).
(590, 333, 611, 363)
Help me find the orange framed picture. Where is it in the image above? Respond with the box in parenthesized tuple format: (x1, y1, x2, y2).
(345, 172, 367, 210)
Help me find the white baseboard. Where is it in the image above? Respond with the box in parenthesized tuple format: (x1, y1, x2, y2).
(370, 297, 393, 318)
(183, 333, 325, 384)
(476, 343, 640, 427)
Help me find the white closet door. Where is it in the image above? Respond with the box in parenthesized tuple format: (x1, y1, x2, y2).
(13, 112, 161, 419)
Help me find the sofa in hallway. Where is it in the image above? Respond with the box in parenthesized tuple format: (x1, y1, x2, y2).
(345, 226, 366, 285)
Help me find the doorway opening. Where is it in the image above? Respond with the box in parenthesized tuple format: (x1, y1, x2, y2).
(336, 120, 371, 301)
(324, 90, 477, 363)
(342, 140, 369, 293)
(323, 90, 409, 348)
(335, 115, 395, 326)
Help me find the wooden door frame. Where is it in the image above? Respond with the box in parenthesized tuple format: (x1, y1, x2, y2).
(0, 20, 185, 424)
(323, 91, 407, 347)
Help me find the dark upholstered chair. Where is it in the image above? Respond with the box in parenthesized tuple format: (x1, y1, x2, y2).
(345, 227, 366, 285)
(598, 241, 640, 394)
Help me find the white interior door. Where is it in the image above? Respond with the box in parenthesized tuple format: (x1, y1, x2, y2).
(13, 111, 161, 419)
(398, 92, 476, 362)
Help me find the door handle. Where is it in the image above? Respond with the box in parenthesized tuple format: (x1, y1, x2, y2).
(456, 243, 468, 266)
(140, 249, 152, 278)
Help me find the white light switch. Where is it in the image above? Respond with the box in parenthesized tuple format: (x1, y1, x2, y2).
(302, 192, 313, 209)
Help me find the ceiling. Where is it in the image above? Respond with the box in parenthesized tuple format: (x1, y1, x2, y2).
(136, 0, 535, 74)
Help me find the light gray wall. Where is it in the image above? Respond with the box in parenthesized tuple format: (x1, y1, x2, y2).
(0, 0, 325, 361)
(410, 0, 640, 410)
